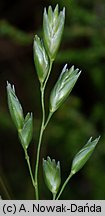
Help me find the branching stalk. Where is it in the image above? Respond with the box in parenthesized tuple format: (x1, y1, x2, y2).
(44, 112, 53, 130)
(6, 5, 100, 201)
(56, 172, 73, 200)
(34, 88, 45, 199)
(25, 149, 35, 188)
(43, 61, 53, 90)
(34, 60, 53, 199)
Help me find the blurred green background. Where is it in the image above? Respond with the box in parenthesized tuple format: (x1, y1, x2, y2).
(0, 0, 105, 199)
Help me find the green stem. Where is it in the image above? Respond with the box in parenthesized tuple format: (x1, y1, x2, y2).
(34, 60, 53, 200)
(44, 112, 53, 130)
(25, 149, 35, 188)
(43, 61, 53, 90)
(53, 193, 56, 200)
(35, 88, 45, 199)
(56, 172, 73, 200)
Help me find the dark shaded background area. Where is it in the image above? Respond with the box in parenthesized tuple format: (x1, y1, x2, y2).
(0, 0, 105, 199)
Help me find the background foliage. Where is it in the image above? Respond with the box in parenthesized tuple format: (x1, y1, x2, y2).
(0, 0, 105, 199)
